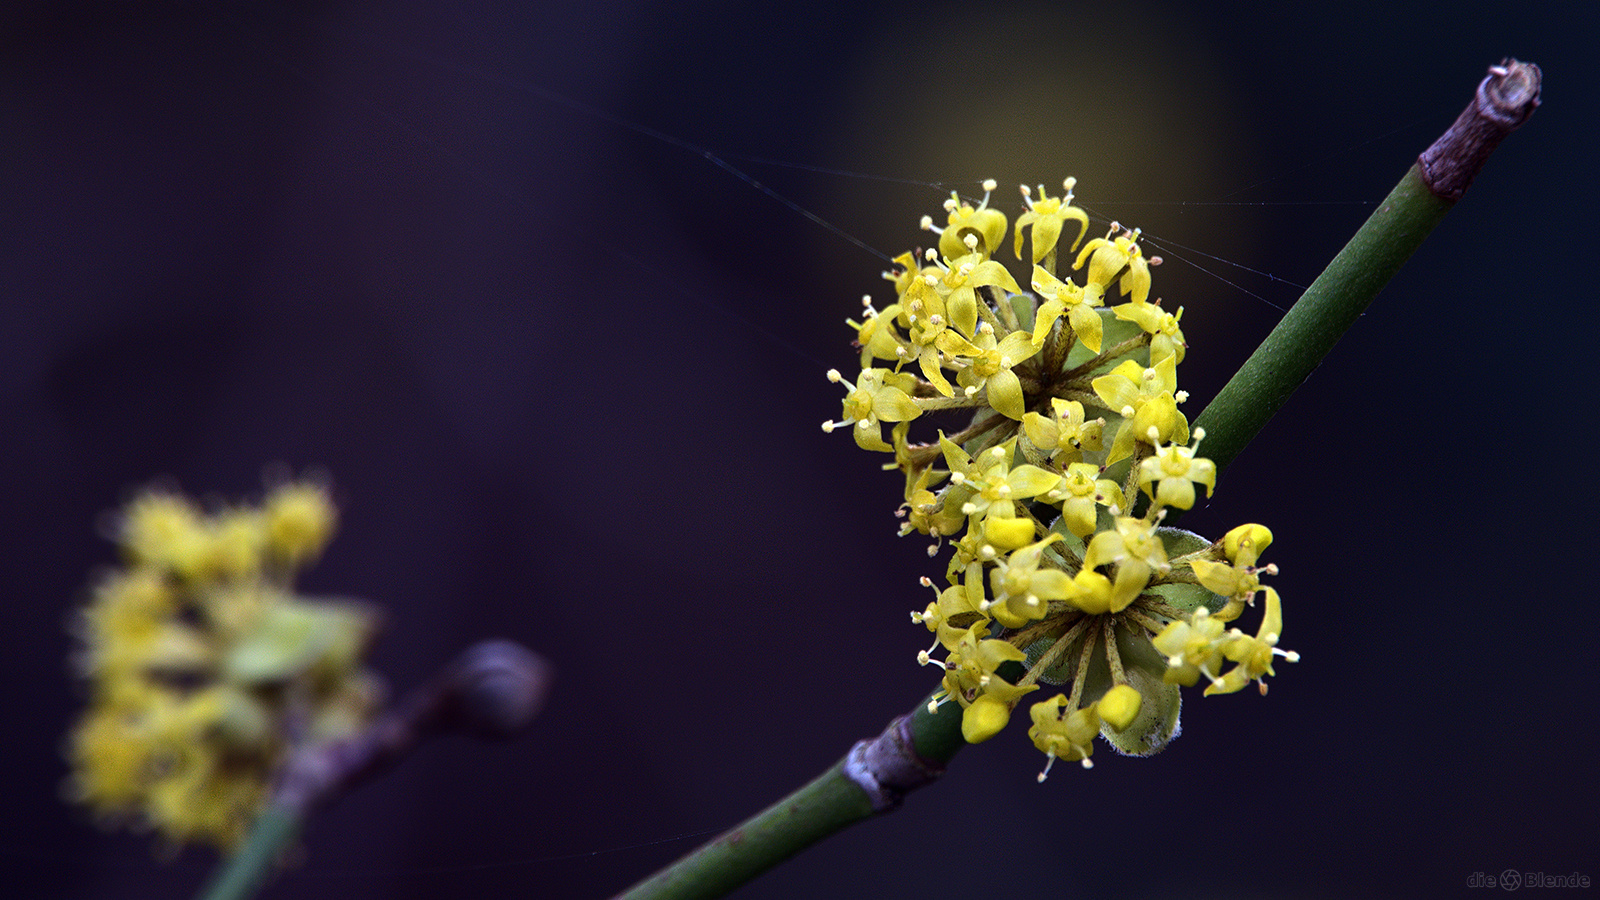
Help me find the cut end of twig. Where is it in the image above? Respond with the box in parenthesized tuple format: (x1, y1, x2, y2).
(1418, 58, 1542, 201)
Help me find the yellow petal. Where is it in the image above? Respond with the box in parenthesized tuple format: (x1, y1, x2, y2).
(1096, 684, 1142, 733)
(961, 695, 1014, 743)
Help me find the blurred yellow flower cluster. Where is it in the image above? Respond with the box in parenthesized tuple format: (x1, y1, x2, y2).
(66, 478, 381, 850)
(831, 180, 1296, 777)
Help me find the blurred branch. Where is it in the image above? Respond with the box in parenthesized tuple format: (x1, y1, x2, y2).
(198, 641, 552, 900)
(1193, 59, 1541, 476)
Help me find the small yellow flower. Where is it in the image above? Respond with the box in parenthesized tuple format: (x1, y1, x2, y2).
(1114, 298, 1187, 366)
(120, 492, 211, 578)
(1205, 588, 1299, 696)
(849, 296, 909, 367)
(923, 181, 1009, 261)
(1029, 265, 1103, 353)
(932, 252, 1023, 340)
(1029, 694, 1101, 779)
(1137, 429, 1217, 511)
(1152, 606, 1230, 687)
(1092, 356, 1189, 464)
(1049, 462, 1124, 540)
(1223, 523, 1274, 567)
(986, 535, 1074, 628)
(1021, 398, 1106, 468)
(1013, 178, 1089, 265)
(950, 322, 1041, 420)
(1074, 228, 1151, 306)
(822, 368, 923, 452)
(911, 566, 988, 658)
(899, 272, 959, 396)
(931, 625, 1038, 741)
(1083, 516, 1170, 612)
(941, 437, 1061, 527)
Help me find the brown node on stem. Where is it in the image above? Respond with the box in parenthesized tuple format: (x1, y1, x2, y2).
(1418, 58, 1542, 201)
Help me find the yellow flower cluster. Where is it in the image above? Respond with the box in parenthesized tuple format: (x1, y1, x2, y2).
(66, 479, 380, 850)
(830, 180, 1297, 778)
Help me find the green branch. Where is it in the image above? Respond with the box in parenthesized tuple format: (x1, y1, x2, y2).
(198, 60, 1543, 900)
(611, 692, 965, 900)
(1194, 59, 1541, 475)
(610, 59, 1541, 900)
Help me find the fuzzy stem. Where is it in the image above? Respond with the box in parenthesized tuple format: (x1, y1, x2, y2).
(1193, 59, 1539, 476)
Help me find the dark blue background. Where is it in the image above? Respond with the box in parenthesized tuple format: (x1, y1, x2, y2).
(5, 1, 1595, 897)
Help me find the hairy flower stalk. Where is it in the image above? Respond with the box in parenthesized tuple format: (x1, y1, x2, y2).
(836, 183, 1300, 774)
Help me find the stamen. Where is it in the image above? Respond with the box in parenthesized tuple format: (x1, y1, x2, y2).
(1037, 752, 1056, 783)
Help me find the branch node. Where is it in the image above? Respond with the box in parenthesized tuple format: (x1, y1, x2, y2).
(843, 714, 945, 812)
